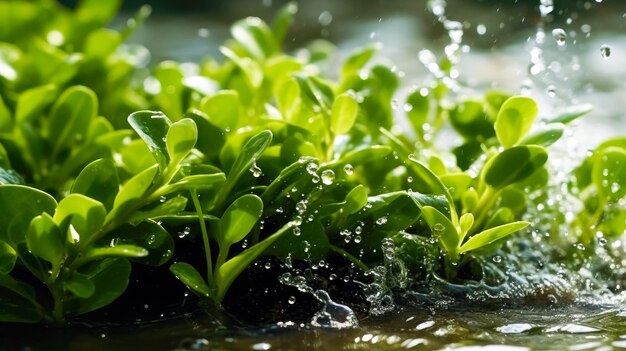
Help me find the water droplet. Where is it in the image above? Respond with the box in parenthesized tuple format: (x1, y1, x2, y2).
(293, 226, 301, 236)
(444, 20, 463, 43)
(159, 196, 167, 203)
(403, 103, 413, 112)
(492, 255, 502, 263)
(600, 44, 611, 58)
(376, 216, 388, 225)
(290, 202, 305, 216)
(476, 24, 487, 35)
(252, 342, 272, 350)
(178, 227, 191, 238)
(354, 236, 362, 244)
(433, 223, 445, 233)
(197, 28, 210, 38)
(249, 161, 262, 177)
(288, 296, 296, 304)
(264, 262, 272, 269)
(276, 207, 284, 214)
(552, 28, 567, 46)
(318, 11, 333, 26)
(344, 164, 354, 175)
(539, 0, 554, 16)
(321, 170, 335, 185)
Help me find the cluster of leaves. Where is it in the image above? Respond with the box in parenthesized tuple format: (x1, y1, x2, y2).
(0, 0, 623, 325)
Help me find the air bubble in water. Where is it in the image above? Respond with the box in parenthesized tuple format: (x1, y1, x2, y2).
(321, 170, 335, 185)
(551, 28, 567, 46)
(600, 45, 611, 59)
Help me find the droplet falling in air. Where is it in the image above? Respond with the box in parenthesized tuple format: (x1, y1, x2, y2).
(551, 28, 567, 46)
(539, 0, 554, 17)
(318, 11, 333, 26)
(288, 296, 296, 304)
(600, 44, 611, 59)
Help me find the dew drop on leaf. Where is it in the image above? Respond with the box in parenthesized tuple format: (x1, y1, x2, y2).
(376, 216, 388, 225)
(321, 170, 335, 185)
(344, 164, 354, 175)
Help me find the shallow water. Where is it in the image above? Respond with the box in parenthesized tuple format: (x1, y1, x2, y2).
(5, 302, 626, 350)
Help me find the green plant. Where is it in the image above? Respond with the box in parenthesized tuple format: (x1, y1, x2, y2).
(0, 0, 623, 327)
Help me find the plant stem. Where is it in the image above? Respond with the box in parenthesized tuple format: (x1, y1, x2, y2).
(329, 244, 369, 272)
(190, 189, 214, 286)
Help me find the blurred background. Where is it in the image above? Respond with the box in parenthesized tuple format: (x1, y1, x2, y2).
(58, 0, 626, 144)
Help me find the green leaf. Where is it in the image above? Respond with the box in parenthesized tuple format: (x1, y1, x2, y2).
(71, 158, 120, 212)
(166, 118, 197, 165)
(330, 93, 359, 135)
(82, 245, 148, 263)
(271, 2, 298, 44)
(64, 272, 95, 299)
(340, 145, 392, 166)
(0, 94, 11, 133)
(483, 145, 548, 190)
(0, 166, 24, 185)
(548, 103, 593, 124)
(114, 220, 174, 266)
(15, 84, 57, 123)
(406, 89, 430, 135)
(186, 109, 226, 163)
(341, 43, 380, 77)
(199, 90, 240, 130)
(220, 194, 263, 246)
(440, 173, 472, 200)
(219, 130, 272, 204)
(449, 100, 494, 140)
(170, 262, 211, 297)
(459, 221, 529, 253)
(407, 156, 457, 223)
(215, 222, 292, 302)
(48, 86, 98, 157)
(76, 0, 122, 26)
(420, 206, 459, 257)
(128, 196, 187, 226)
(84, 28, 121, 58)
(458, 213, 474, 242)
(64, 258, 131, 315)
(343, 185, 368, 215)
(592, 147, 626, 202)
(0, 185, 57, 245)
(110, 164, 158, 221)
(231, 16, 277, 60)
(276, 77, 301, 122)
(0, 275, 43, 323)
(0, 240, 16, 274)
(165, 173, 226, 194)
(495, 96, 538, 148)
(267, 219, 328, 261)
(26, 213, 64, 266)
(54, 194, 106, 246)
(128, 110, 172, 171)
(521, 124, 564, 147)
